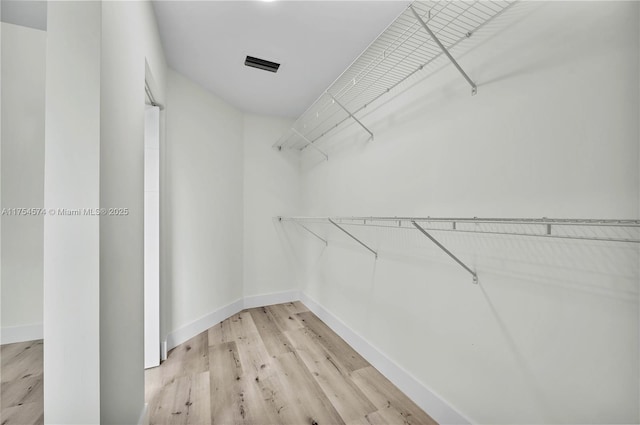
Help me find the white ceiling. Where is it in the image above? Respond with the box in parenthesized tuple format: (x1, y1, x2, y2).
(152, 1, 410, 117)
(0, 0, 47, 31)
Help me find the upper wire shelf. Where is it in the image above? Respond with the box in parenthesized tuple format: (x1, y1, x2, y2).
(273, 0, 515, 155)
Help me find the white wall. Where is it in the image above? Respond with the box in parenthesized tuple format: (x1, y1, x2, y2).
(242, 113, 302, 298)
(43, 2, 101, 422)
(296, 2, 639, 424)
(164, 68, 244, 341)
(0, 22, 45, 343)
(99, 2, 167, 423)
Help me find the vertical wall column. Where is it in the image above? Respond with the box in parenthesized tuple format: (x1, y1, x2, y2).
(43, 2, 102, 423)
(99, 2, 147, 422)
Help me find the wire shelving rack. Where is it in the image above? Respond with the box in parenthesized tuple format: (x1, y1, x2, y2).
(278, 216, 640, 284)
(273, 0, 515, 156)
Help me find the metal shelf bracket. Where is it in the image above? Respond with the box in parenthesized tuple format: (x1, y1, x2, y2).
(291, 128, 328, 160)
(327, 93, 374, 141)
(412, 220, 478, 284)
(295, 221, 328, 246)
(329, 218, 378, 258)
(410, 5, 478, 96)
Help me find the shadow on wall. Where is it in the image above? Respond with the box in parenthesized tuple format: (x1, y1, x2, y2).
(272, 217, 317, 289)
(478, 284, 553, 421)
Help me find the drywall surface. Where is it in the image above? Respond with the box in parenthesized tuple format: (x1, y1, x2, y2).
(164, 68, 244, 339)
(0, 22, 45, 341)
(242, 113, 303, 298)
(43, 2, 101, 422)
(99, 2, 167, 423)
(297, 2, 639, 423)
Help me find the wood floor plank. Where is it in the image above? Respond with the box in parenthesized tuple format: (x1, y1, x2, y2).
(0, 341, 44, 425)
(148, 372, 211, 425)
(345, 416, 373, 425)
(0, 400, 44, 425)
(297, 311, 369, 373)
(249, 307, 294, 356)
(1, 374, 43, 408)
(365, 407, 430, 425)
(0, 343, 26, 369)
(215, 311, 288, 424)
(208, 312, 247, 347)
(351, 366, 438, 425)
(238, 356, 294, 425)
(265, 304, 306, 333)
(282, 301, 310, 315)
(160, 331, 208, 382)
(262, 351, 346, 425)
(225, 311, 273, 375)
(187, 372, 212, 424)
(210, 311, 258, 346)
(285, 327, 377, 423)
(0, 341, 43, 383)
(208, 341, 249, 425)
(209, 333, 285, 424)
(207, 321, 225, 347)
(347, 409, 418, 425)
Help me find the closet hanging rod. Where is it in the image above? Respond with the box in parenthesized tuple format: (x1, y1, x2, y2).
(280, 217, 640, 228)
(280, 216, 640, 285)
(278, 216, 640, 244)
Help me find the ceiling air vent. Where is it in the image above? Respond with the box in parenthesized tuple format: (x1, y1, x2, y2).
(244, 55, 280, 73)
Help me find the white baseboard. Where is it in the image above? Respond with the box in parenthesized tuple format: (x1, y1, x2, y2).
(166, 291, 301, 352)
(243, 290, 301, 309)
(166, 298, 244, 351)
(298, 292, 472, 425)
(1, 323, 43, 345)
(138, 403, 149, 425)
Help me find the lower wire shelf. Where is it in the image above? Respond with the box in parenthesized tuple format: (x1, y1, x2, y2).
(278, 216, 640, 284)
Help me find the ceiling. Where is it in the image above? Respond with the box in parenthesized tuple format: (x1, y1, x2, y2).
(0, 0, 47, 31)
(152, 1, 410, 118)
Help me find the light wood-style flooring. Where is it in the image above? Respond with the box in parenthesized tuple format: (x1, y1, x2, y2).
(0, 340, 44, 425)
(146, 302, 437, 425)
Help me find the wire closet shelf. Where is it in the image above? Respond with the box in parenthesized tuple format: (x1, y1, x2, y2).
(273, 0, 515, 154)
(278, 217, 640, 284)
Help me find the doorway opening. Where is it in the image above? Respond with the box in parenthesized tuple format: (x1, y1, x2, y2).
(144, 79, 161, 369)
